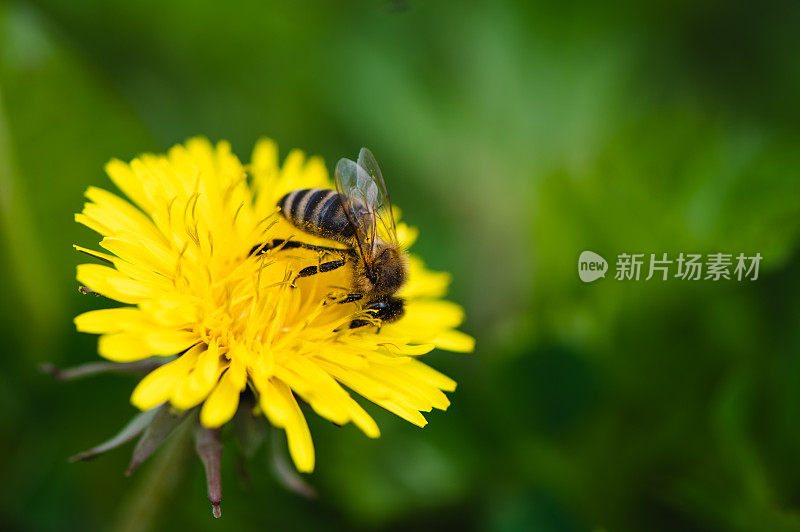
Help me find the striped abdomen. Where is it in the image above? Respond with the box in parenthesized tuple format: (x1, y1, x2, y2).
(278, 188, 357, 243)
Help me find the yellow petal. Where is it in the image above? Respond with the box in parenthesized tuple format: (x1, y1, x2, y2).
(74, 307, 146, 334)
(274, 379, 315, 473)
(274, 357, 379, 438)
(279, 150, 306, 189)
(199, 358, 246, 428)
(171, 341, 222, 410)
(365, 364, 450, 411)
(377, 343, 435, 356)
(250, 138, 279, 210)
(139, 296, 199, 328)
(105, 159, 156, 214)
(402, 300, 465, 329)
(130, 345, 203, 410)
(347, 400, 380, 438)
(253, 376, 316, 471)
(302, 156, 332, 188)
(316, 360, 428, 427)
(317, 345, 369, 370)
(314, 359, 392, 401)
(73, 244, 115, 264)
(396, 223, 419, 249)
(84, 186, 163, 242)
(98, 333, 151, 362)
(379, 398, 428, 428)
(431, 329, 475, 353)
(75, 212, 110, 236)
(400, 359, 457, 393)
(251, 137, 278, 175)
(276, 361, 350, 426)
(401, 256, 451, 298)
(100, 235, 174, 276)
(144, 329, 199, 355)
(256, 376, 291, 426)
(76, 264, 154, 304)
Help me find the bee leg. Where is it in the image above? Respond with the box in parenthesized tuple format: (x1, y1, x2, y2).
(297, 260, 346, 278)
(250, 240, 278, 255)
(251, 239, 347, 256)
(322, 292, 362, 314)
(349, 297, 405, 329)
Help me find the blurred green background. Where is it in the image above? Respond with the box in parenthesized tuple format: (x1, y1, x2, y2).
(2, 0, 800, 530)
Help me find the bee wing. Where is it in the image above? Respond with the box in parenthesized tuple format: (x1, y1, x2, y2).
(334, 157, 378, 263)
(357, 148, 399, 246)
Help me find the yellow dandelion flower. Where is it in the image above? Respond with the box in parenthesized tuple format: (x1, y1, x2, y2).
(73, 137, 474, 478)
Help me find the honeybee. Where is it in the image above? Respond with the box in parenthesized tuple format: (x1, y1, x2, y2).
(254, 148, 408, 328)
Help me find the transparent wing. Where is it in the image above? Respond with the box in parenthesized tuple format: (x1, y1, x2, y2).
(334, 157, 378, 263)
(357, 148, 398, 245)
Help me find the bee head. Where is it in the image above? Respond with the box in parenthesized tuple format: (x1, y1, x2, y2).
(365, 243, 408, 298)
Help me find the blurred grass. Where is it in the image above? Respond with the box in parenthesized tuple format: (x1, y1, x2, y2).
(1, 0, 800, 530)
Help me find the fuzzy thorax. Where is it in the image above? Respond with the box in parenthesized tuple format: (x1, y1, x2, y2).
(352, 241, 408, 299)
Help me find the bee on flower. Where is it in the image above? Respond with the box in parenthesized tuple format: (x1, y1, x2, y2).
(66, 138, 474, 517)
